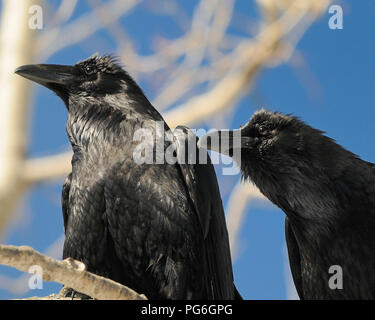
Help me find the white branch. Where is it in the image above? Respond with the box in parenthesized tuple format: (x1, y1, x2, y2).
(163, 0, 330, 128)
(0, 0, 39, 236)
(0, 235, 64, 295)
(0, 244, 147, 300)
(226, 182, 265, 259)
(23, 151, 72, 185)
(36, 0, 143, 61)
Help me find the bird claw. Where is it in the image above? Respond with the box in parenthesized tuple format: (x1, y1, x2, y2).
(60, 286, 92, 300)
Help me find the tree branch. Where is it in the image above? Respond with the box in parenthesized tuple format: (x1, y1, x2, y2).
(0, 244, 147, 300)
(36, 0, 143, 61)
(164, 0, 330, 128)
(226, 182, 265, 259)
(0, 0, 40, 237)
(23, 151, 72, 186)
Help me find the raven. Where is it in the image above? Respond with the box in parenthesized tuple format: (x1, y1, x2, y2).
(15, 54, 238, 299)
(198, 109, 375, 299)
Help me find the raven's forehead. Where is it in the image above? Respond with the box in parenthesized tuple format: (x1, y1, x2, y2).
(247, 109, 303, 130)
(247, 109, 282, 127)
(76, 53, 122, 74)
(250, 109, 274, 123)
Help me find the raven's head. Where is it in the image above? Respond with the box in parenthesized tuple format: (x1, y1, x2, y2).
(15, 54, 146, 109)
(199, 109, 325, 175)
(16, 54, 162, 153)
(199, 110, 353, 219)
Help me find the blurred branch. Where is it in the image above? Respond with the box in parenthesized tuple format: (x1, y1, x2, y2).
(0, 0, 39, 236)
(164, 0, 331, 128)
(86, 0, 130, 48)
(53, 0, 78, 25)
(151, 0, 228, 110)
(226, 182, 265, 259)
(23, 152, 72, 186)
(44, 0, 78, 28)
(0, 244, 147, 300)
(36, 0, 142, 60)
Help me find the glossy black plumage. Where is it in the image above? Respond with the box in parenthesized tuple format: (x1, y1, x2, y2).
(199, 109, 375, 299)
(15, 54, 238, 299)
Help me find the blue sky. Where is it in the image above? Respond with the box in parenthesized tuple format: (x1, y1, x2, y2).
(1, 0, 374, 300)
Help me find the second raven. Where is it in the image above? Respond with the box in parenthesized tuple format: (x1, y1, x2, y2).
(199, 109, 375, 299)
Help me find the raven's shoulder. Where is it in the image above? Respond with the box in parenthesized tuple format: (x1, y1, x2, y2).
(335, 157, 375, 211)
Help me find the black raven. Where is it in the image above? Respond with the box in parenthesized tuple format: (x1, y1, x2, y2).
(198, 109, 375, 299)
(15, 54, 238, 300)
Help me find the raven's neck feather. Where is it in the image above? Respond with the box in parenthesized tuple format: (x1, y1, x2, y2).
(66, 91, 164, 151)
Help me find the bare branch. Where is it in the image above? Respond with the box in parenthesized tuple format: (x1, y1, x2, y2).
(0, 235, 64, 295)
(23, 151, 72, 186)
(36, 0, 143, 61)
(163, 0, 331, 128)
(0, 244, 147, 300)
(225, 182, 265, 259)
(0, 0, 40, 236)
(47, 0, 79, 27)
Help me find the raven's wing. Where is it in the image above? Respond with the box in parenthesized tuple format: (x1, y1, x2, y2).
(285, 217, 303, 299)
(173, 126, 237, 299)
(61, 173, 72, 232)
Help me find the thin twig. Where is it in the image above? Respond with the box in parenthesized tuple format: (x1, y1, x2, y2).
(225, 182, 265, 259)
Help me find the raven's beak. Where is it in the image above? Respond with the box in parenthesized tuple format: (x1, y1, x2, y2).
(15, 64, 76, 88)
(198, 129, 243, 157)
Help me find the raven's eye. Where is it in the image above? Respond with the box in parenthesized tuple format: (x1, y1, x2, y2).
(84, 65, 95, 75)
(258, 125, 267, 135)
